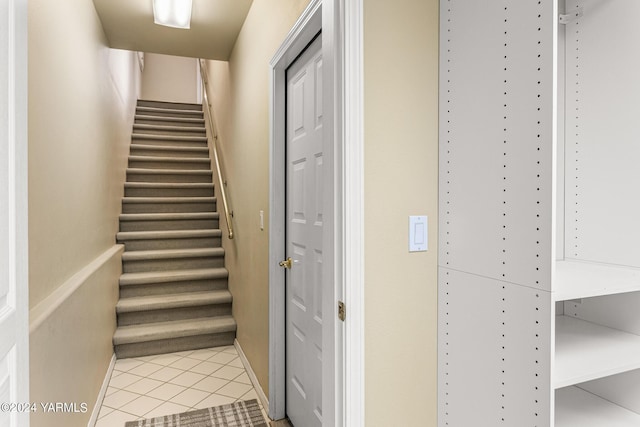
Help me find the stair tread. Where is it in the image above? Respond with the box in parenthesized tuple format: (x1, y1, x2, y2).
(129, 155, 210, 163)
(122, 247, 224, 260)
(133, 124, 205, 132)
(135, 115, 205, 124)
(130, 144, 208, 153)
(117, 229, 221, 240)
(117, 290, 232, 313)
(120, 267, 228, 285)
(136, 106, 203, 115)
(125, 182, 213, 188)
(127, 167, 212, 175)
(119, 212, 219, 221)
(122, 196, 216, 204)
(113, 316, 236, 345)
(132, 133, 207, 142)
(138, 100, 202, 108)
(135, 110, 204, 123)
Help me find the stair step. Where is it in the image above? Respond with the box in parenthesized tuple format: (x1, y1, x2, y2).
(118, 229, 221, 241)
(130, 144, 209, 158)
(122, 247, 225, 273)
(119, 267, 229, 301)
(114, 316, 236, 344)
(122, 247, 225, 260)
(117, 290, 232, 313)
(124, 182, 214, 197)
(133, 124, 205, 133)
(113, 316, 236, 358)
(133, 124, 206, 137)
(131, 137, 207, 148)
(136, 107, 203, 120)
(132, 133, 207, 142)
(116, 290, 232, 326)
(117, 229, 222, 250)
(135, 114, 205, 125)
(122, 196, 216, 214)
(137, 100, 202, 111)
(120, 267, 228, 286)
(119, 212, 219, 232)
(126, 168, 213, 183)
(128, 155, 211, 170)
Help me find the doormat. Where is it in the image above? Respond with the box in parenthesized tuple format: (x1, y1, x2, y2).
(124, 399, 268, 427)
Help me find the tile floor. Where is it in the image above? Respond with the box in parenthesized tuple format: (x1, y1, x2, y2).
(94, 345, 269, 426)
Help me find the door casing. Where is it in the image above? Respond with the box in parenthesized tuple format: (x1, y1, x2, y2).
(0, 0, 30, 426)
(268, 0, 365, 426)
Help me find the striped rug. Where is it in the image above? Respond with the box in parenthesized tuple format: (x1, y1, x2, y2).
(124, 399, 268, 427)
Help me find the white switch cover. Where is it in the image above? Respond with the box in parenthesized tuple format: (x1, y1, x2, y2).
(260, 210, 264, 230)
(409, 215, 428, 252)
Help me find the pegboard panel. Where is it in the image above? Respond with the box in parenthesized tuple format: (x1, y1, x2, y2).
(440, 0, 556, 291)
(564, 0, 640, 267)
(438, 268, 553, 427)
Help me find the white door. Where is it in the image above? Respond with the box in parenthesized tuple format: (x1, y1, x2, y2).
(285, 34, 324, 427)
(0, 0, 30, 426)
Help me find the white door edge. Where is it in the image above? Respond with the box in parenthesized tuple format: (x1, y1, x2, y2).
(1, 0, 30, 425)
(268, 0, 365, 426)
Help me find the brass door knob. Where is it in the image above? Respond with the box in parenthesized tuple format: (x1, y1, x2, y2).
(279, 257, 293, 269)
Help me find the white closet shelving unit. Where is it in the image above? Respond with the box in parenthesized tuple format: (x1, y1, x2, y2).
(439, 0, 640, 426)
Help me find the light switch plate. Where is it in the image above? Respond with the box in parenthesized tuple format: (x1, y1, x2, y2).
(409, 215, 428, 252)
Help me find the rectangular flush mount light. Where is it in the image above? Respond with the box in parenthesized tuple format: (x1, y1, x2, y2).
(153, 0, 193, 29)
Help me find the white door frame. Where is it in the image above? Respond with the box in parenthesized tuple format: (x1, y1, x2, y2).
(268, 0, 364, 426)
(0, 0, 30, 425)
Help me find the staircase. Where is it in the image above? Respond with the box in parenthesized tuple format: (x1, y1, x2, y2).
(113, 100, 236, 359)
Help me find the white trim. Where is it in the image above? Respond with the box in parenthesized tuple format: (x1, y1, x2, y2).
(342, 1, 365, 425)
(29, 245, 125, 333)
(5, 0, 30, 423)
(87, 354, 117, 427)
(234, 339, 269, 414)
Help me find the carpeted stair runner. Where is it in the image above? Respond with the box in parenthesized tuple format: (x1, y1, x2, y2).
(113, 99, 236, 358)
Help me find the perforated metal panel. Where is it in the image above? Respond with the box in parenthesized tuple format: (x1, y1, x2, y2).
(439, 1, 557, 425)
(564, 0, 640, 268)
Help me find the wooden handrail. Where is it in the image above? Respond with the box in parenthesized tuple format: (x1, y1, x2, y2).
(199, 59, 234, 239)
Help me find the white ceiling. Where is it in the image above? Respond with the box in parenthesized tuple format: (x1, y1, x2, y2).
(93, 0, 253, 60)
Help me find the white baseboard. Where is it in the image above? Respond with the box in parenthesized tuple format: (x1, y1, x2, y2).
(87, 353, 117, 427)
(234, 339, 270, 416)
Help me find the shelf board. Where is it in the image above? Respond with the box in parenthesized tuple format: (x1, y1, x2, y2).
(555, 315, 640, 388)
(556, 386, 640, 427)
(554, 260, 640, 301)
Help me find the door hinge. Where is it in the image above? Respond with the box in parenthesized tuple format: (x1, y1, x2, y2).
(338, 301, 346, 322)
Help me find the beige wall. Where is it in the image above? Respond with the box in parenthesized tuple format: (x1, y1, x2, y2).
(28, 0, 140, 424)
(204, 0, 312, 397)
(363, 0, 439, 425)
(29, 247, 123, 427)
(141, 53, 199, 103)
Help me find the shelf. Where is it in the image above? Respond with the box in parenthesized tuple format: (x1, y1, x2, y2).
(556, 386, 640, 427)
(555, 316, 640, 388)
(554, 260, 640, 301)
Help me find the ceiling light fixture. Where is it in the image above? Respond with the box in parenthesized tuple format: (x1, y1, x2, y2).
(152, 0, 193, 29)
